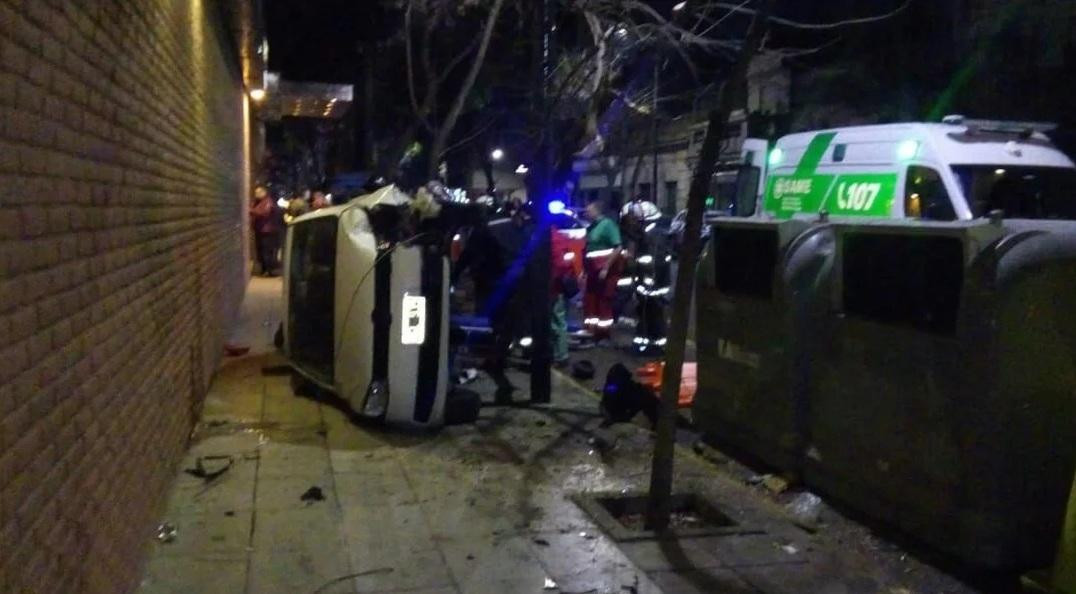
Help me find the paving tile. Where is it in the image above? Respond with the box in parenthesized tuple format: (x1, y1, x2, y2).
(148, 509, 253, 557)
(186, 433, 267, 460)
(256, 474, 339, 511)
(200, 389, 264, 422)
(457, 577, 553, 594)
(330, 445, 400, 474)
(350, 549, 455, 593)
(694, 533, 813, 569)
(248, 541, 353, 594)
(733, 562, 883, 594)
(253, 506, 346, 552)
(137, 554, 248, 594)
(438, 535, 547, 590)
(523, 487, 598, 533)
(257, 441, 331, 479)
(339, 503, 436, 557)
(420, 494, 528, 538)
(618, 538, 726, 572)
(165, 469, 257, 516)
(263, 389, 323, 424)
(648, 568, 760, 594)
(526, 532, 655, 593)
(334, 467, 417, 508)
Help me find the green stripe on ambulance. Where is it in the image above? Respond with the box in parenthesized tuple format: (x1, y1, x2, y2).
(763, 133, 897, 219)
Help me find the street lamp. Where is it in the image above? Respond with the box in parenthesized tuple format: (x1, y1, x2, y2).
(249, 88, 266, 102)
(490, 148, 505, 161)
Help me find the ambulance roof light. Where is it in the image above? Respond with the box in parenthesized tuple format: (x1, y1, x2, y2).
(897, 139, 919, 161)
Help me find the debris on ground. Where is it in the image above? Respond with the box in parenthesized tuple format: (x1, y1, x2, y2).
(543, 577, 558, 590)
(762, 474, 790, 494)
(312, 568, 394, 594)
(746, 474, 765, 485)
(533, 537, 550, 546)
(184, 455, 233, 483)
(224, 510, 235, 517)
(455, 368, 478, 384)
(156, 523, 177, 543)
(780, 543, 799, 555)
(300, 486, 326, 502)
(787, 491, 825, 532)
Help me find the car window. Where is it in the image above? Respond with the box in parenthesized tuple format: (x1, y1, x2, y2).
(904, 166, 956, 220)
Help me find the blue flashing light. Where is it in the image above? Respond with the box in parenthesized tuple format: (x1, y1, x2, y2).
(548, 199, 566, 215)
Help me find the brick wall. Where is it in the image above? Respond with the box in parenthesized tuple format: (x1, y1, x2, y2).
(0, 1, 248, 592)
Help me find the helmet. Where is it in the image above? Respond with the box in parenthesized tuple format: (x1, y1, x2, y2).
(621, 200, 661, 222)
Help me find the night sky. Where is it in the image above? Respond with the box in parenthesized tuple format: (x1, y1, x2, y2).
(266, 0, 368, 84)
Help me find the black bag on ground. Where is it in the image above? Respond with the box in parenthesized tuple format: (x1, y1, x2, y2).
(600, 363, 659, 427)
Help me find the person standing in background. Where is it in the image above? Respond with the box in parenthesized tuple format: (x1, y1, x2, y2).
(310, 189, 329, 210)
(249, 185, 281, 276)
(550, 223, 578, 368)
(582, 197, 622, 342)
(284, 191, 309, 224)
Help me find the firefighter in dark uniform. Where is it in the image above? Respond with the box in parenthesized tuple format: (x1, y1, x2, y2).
(621, 200, 670, 354)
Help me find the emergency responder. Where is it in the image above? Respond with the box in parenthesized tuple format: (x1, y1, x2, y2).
(453, 197, 534, 402)
(583, 197, 622, 342)
(621, 201, 670, 353)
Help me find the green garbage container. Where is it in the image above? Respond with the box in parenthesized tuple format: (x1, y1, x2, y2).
(805, 219, 1076, 569)
(694, 218, 828, 471)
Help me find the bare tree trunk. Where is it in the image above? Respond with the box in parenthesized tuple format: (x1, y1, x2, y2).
(426, 0, 507, 180)
(646, 0, 772, 532)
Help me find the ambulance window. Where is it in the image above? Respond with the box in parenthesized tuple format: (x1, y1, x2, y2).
(832, 144, 846, 162)
(904, 166, 955, 220)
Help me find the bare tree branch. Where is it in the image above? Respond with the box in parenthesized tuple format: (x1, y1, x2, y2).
(438, 36, 483, 84)
(427, 0, 508, 177)
(404, 1, 433, 133)
(440, 115, 499, 156)
(697, 0, 911, 30)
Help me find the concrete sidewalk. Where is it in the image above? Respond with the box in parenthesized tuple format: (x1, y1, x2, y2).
(136, 277, 978, 594)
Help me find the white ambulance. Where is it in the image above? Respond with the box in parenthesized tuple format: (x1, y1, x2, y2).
(760, 116, 1076, 221)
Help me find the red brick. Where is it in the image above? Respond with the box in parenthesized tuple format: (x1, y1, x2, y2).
(0, 3, 247, 592)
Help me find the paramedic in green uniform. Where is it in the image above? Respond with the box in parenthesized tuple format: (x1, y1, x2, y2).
(583, 197, 623, 340)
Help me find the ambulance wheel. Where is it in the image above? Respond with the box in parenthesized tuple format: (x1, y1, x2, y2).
(444, 389, 481, 425)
